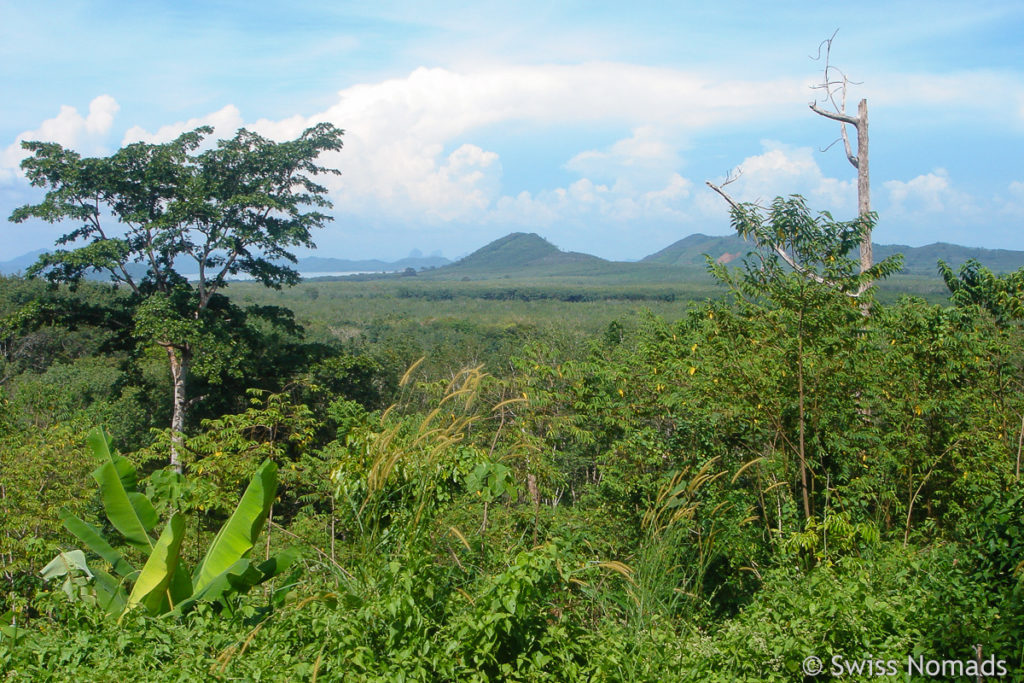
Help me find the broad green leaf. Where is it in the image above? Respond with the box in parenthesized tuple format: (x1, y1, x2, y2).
(255, 546, 300, 581)
(59, 509, 135, 577)
(172, 548, 297, 616)
(92, 568, 128, 614)
(127, 492, 159, 533)
(193, 459, 277, 594)
(0, 610, 35, 647)
(40, 550, 92, 581)
(168, 558, 194, 606)
(173, 559, 259, 615)
(125, 512, 185, 615)
(88, 426, 158, 551)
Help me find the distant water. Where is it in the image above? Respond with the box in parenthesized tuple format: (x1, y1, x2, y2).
(181, 271, 389, 281)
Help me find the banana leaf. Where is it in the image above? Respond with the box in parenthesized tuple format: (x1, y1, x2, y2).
(172, 547, 299, 616)
(40, 550, 96, 603)
(168, 557, 194, 606)
(59, 508, 135, 577)
(92, 568, 129, 614)
(0, 610, 35, 647)
(88, 427, 157, 552)
(192, 459, 278, 595)
(40, 550, 92, 581)
(125, 512, 185, 615)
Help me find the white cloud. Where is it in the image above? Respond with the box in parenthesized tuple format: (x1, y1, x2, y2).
(701, 141, 857, 216)
(884, 170, 953, 212)
(122, 105, 244, 145)
(487, 170, 695, 231)
(115, 65, 803, 225)
(874, 71, 1024, 124)
(10, 63, 1019, 253)
(1, 95, 119, 181)
(998, 180, 1024, 217)
(566, 126, 682, 187)
(879, 169, 996, 245)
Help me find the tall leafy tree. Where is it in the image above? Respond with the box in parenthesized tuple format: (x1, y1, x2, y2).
(9, 123, 344, 469)
(707, 195, 902, 520)
(939, 258, 1024, 324)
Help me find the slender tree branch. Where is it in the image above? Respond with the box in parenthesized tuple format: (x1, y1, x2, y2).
(808, 103, 858, 126)
(706, 180, 859, 297)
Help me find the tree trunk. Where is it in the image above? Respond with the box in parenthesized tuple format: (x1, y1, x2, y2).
(167, 345, 191, 473)
(856, 99, 871, 280)
(796, 313, 812, 521)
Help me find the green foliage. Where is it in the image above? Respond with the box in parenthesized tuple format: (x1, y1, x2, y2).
(1, 421, 96, 597)
(940, 257, 1024, 322)
(8, 193, 1024, 678)
(12, 124, 343, 291)
(9, 124, 344, 464)
(710, 194, 903, 297)
(43, 427, 297, 619)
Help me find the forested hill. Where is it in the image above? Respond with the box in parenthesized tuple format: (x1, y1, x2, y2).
(643, 233, 1024, 275)
(443, 232, 607, 272)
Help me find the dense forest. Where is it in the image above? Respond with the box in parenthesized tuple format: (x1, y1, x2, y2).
(2, 131, 1024, 681)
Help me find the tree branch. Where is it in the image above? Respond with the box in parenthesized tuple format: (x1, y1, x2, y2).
(705, 179, 861, 298)
(808, 102, 858, 126)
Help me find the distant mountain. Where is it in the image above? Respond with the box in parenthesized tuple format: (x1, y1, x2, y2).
(0, 249, 47, 275)
(642, 234, 1024, 275)
(642, 234, 749, 267)
(6, 233, 1023, 284)
(873, 243, 1024, 275)
(443, 233, 605, 273)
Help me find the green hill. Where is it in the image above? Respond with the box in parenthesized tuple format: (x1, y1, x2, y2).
(874, 242, 1024, 275)
(641, 234, 750, 267)
(438, 232, 607, 274)
(643, 234, 1024, 275)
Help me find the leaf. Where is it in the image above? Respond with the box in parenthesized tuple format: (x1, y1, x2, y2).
(40, 550, 92, 581)
(0, 610, 35, 647)
(173, 547, 299, 616)
(255, 546, 300, 582)
(91, 568, 129, 614)
(88, 426, 158, 551)
(168, 558, 194, 606)
(192, 459, 278, 595)
(59, 508, 135, 577)
(125, 512, 185, 616)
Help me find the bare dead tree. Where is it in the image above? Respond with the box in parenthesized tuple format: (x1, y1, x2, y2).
(809, 30, 872, 294)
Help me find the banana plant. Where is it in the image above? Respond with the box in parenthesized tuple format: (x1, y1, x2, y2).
(42, 426, 298, 618)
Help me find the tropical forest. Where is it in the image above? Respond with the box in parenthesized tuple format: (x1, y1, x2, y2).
(2, 94, 1024, 683)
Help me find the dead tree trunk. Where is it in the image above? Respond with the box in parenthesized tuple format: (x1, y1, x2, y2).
(809, 34, 872, 296)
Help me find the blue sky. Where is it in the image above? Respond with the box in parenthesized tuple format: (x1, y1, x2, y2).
(2, 0, 1023, 261)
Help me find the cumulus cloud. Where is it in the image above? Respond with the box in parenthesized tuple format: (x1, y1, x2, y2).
(878, 169, 1001, 245)
(9, 63, 1017, 253)
(997, 180, 1024, 218)
(566, 126, 682, 187)
(884, 170, 954, 212)
(1, 95, 119, 182)
(122, 105, 244, 145)
(883, 169, 980, 224)
(488, 170, 694, 230)
(113, 65, 801, 226)
(697, 141, 856, 217)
